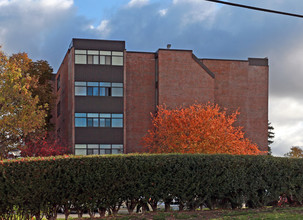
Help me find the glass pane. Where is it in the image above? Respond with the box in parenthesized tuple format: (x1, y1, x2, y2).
(87, 113, 98, 117)
(87, 55, 93, 64)
(105, 56, 111, 65)
(87, 118, 93, 127)
(105, 149, 111, 154)
(100, 113, 111, 118)
(87, 50, 99, 55)
(100, 87, 105, 96)
(93, 56, 99, 64)
(100, 56, 105, 65)
(112, 114, 123, 118)
(112, 56, 123, 66)
(112, 119, 123, 127)
(100, 51, 111, 55)
(100, 119, 105, 127)
(112, 83, 123, 87)
(112, 149, 122, 154)
(112, 88, 123, 97)
(75, 144, 87, 149)
(100, 149, 105, 154)
(75, 86, 87, 96)
(88, 144, 99, 149)
(93, 87, 98, 96)
(112, 144, 123, 149)
(75, 55, 86, 64)
(100, 82, 111, 87)
(105, 119, 111, 127)
(87, 149, 99, 155)
(87, 82, 98, 86)
(87, 87, 93, 96)
(75, 82, 86, 86)
(93, 118, 99, 127)
(112, 51, 123, 56)
(75, 149, 87, 155)
(100, 119, 110, 127)
(75, 49, 86, 54)
(75, 113, 86, 117)
(75, 118, 87, 127)
(100, 144, 111, 149)
(100, 87, 110, 96)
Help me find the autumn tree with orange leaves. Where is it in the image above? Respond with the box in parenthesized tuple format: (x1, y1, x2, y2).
(142, 103, 261, 155)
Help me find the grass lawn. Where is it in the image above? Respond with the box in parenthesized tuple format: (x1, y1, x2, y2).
(56, 206, 303, 219)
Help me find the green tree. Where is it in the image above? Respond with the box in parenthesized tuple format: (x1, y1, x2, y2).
(284, 146, 303, 158)
(9, 53, 55, 130)
(0, 50, 45, 158)
(268, 121, 275, 155)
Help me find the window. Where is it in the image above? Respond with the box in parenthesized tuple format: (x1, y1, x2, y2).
(75, 144, 123, 155)
(87, 144, 99, 155)
(111, 114, 123, 128)
(87, 50, 99, 64)
(74, 49, 123, 66)
(75, 113, 123, 128)
(100, 51, 111, 65)
(75, 82, 86, 96)
(100, 82, 111, 96)
(57, 128, 61, 138)
(112, 51, 123, 66)
(100, 114, 111, 127)
(87, 82, 99, 96)
(112, 83, 123, 97)
(112, 144, 123, 154)
(74, 144, 86, 155)
(75, 113, 87, 127)
(87, 113, 99, 127)
(57, 75, 60, 91)
(57, 101, 61, 117)
(75, 50, 87, 64)
(75, 81, 123, 97)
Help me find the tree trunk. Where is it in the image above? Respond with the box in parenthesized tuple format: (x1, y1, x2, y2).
(150, 200, 158, 212)
(178, 202, 184, 212)
(64, 208, 70, 220)
(88, 209, 95, 218)
(98, 207, 106, 217)
(126, 199, 138, 214)
(164, 202, 170, 212)
(77, 210, 83, 218)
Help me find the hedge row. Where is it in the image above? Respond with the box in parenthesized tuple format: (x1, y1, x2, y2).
(1, 154, 303, 219)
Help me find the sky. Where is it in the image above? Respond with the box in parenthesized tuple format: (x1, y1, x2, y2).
(0, 0, 303, 156)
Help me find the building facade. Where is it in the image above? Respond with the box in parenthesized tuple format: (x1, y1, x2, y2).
(54, 38, 268, 155)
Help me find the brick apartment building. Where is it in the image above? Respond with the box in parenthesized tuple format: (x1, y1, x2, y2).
(54, 38, 268, 155)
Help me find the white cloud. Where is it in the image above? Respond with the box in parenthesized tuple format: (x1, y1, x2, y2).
(158, 8, 168, 16)
(269, 97, 303, 156)
(40, 0, 73, 9)
(171, 0, 218, 26)
(0, 0, 9, 7)
(0, 0, 95, 71)
(96, 19, 111, 38)
(127, 0, 149, 8)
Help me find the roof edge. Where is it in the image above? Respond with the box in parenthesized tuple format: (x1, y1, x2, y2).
(248, 58, 268, 66)
(192, 54, 215, 79)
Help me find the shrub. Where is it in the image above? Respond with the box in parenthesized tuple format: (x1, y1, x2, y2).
(0, 154, 302, 219)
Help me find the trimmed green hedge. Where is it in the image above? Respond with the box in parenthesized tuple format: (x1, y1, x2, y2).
(1, 154, 303, 219)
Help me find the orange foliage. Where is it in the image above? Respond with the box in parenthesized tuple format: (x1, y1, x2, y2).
(142, 103, 261, 155)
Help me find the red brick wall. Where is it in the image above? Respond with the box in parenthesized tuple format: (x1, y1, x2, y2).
(55, 48, 74, 149)
(125, 52, 156, 153)
(202, 59, 268, 151)
(158, 50, 215, 108)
